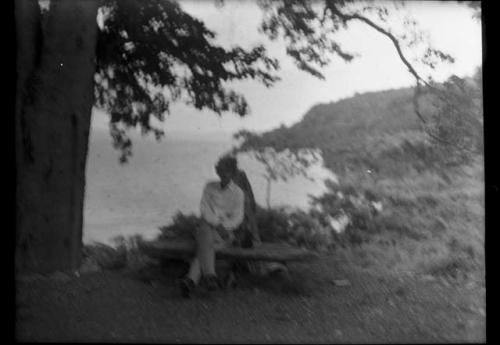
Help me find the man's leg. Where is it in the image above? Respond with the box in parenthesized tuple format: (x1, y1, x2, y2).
(196, 223, 216, 276)
(186, 258, 202, 284)
(180, 257, 200, 297)
(180, 225, 218, 297)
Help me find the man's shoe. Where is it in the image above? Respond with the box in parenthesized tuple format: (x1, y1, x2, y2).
(179, 277, 195, 298)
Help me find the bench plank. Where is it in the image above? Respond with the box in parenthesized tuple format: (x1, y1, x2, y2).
(139, 238, 319, 262)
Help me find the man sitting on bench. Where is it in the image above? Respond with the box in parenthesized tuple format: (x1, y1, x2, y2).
(179, 156, 246, 297)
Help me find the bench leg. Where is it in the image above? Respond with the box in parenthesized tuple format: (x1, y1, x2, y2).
(219, 261, 292, 289)
(221, 270, 238, 289)
(217, 261, 239, 289)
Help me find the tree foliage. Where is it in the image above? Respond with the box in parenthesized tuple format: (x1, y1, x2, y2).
(257, 0, 454, 81)
(93, 0, 463, 162)
(423, 67, 483, 161)
(36, 0, 474, 164)
(258, 0, 356, 79)
(233, 129, 320, 207)
(94, 0, 280, 162)
(234, 129, 320, 173)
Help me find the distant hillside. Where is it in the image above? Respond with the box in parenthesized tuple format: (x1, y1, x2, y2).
(255, 86, 446, 177)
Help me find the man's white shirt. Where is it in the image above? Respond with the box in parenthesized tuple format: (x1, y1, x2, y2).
(199, 180, 245, 231)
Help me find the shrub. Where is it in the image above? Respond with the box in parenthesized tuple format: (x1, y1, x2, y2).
(255, 206, 335, 251)
(111, 234, 155, 269)
(157, 208, 298, 245)
(288, 210, 333, 250)
(311, 182, 383, 235)
(255, 206, 291, 243)
(82, 242, 127, 270)
(82, 234, 152, 272)
(156, 206, 336, 252)
(157, 212, 202, 240)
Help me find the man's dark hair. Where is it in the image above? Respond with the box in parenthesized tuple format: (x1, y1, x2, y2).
(216, 155, 237, 173)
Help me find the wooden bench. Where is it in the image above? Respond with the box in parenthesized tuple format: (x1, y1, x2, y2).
(139, 238, 320, 288)
(139, 238, 319, 264)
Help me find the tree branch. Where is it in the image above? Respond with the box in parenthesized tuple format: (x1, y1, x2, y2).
(327, 3, 455, 105)
(328, 3, 431, 88)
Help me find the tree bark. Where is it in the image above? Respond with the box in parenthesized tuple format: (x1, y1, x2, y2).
(16, 0, 99, 273)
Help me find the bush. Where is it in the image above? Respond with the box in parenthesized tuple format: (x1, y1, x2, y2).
(255, 206, 291, 243)
(157, 208, 299, 245)
(311, 182, 382, 235)
(82, 234, 152, 272)
(156, 207, 335, 252)
(157, 212, 202, 240)
(371, 212, 428, 241)
(256, 206, 334, 251)
(82, 242, 127, 270)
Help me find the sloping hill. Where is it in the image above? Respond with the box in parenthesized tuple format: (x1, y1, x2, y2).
(267, 87, 417, 146)
(249, 84, 484, 281)
(256, 86, 443, 177)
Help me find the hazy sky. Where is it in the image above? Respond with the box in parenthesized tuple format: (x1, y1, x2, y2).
(92, 0, 482, 137)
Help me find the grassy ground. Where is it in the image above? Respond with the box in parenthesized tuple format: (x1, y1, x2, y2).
(16, 250, 485, 343)
(324, 157, 485, 281)
(16, 147, 485, 343)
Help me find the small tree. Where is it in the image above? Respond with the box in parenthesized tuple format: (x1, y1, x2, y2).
(233, 130, 319, 209)
(418, 68, 483, 164)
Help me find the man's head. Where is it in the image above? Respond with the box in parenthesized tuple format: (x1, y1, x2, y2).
(215, 155, 237, 188)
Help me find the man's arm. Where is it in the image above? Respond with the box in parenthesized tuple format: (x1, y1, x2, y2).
(199, 183, 220, 226)
(221, 186, 245, 231)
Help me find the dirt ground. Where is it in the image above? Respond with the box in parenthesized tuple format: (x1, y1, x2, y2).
(16, 255, 485, 343)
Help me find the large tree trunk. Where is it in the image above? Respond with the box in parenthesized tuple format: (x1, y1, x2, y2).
(16, 0, 99, 273)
